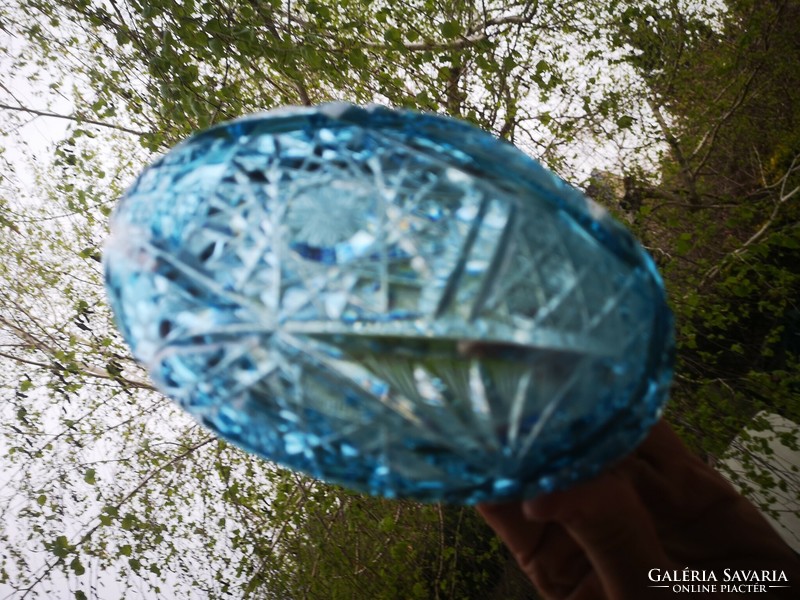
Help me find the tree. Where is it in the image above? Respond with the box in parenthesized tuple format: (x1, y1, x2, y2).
(607, 0, 800, 521)
(1, 0, 798, 597)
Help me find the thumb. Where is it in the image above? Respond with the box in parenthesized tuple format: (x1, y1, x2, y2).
(524, 468, 673, 599)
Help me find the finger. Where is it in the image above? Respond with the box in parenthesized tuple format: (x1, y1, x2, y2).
(629, 421, 747, 520)
(477, 501, 549, 560)
(635, 420, 687, 463)
(602, 424, 799, 572)
(477, 504, 594, 600)
(634, 420, 704, 476)
(567, 570, 605, 600)
(526, 523, 592, 599)
(525, 469, 673, 599)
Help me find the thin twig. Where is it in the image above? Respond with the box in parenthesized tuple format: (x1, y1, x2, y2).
(0, 102, 147, 136)
(696, 154, 800, 289)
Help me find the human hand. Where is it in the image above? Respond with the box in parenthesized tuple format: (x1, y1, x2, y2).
(478, 421, 800, 599)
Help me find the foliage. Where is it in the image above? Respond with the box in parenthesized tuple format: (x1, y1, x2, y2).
(280, 488, 530, 599)
(612, 0, 800, 436)
(608, 0, 800, 524)
(0, 0, 798, 597)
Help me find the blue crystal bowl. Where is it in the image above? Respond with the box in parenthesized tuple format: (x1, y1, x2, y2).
(104, 103, 674, 504)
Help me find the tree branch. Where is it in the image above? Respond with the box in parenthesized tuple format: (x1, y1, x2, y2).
(17, 435, 214, 600)
(0, 102, 147, 137)
(362, 12, 538, 52)
(0, 316, 154, 391)
(689, 68, 758, 177)
(697, 153, 800, 288)
(647, 98, 702, 206)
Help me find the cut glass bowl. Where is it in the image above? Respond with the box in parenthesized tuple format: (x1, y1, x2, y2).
(104, 103, 674, 504)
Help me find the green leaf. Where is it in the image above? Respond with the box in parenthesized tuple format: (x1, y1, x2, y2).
(436, 67, 452, 82)
(303, 48, 324, 68)
(616, 115, 634, 129)
(0, 211, 20, 234)
(70, 557, 85, 576)
(115, 27, 131, 45)
(101, 505, 120, 523)
(675, 232, 693, 254)
(314, 4, 331, 20)
(105, 361, 123, 376)
(119, 544, 132, 557)
(440, 21, 461, 39)
(384, 27, 403, 46)
(349, 48, 368, 69)
(37, 494, 47, 506)
(121, 513, 137, 530)
(84, 468, 96, 485)
(208, 38, 224, 58)
(51, 535, 71, 558)
(379, 515, 396, 532)
(75, 592, 88, 600)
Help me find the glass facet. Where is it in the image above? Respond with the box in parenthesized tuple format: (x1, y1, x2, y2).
(104, 103, 674, 504)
